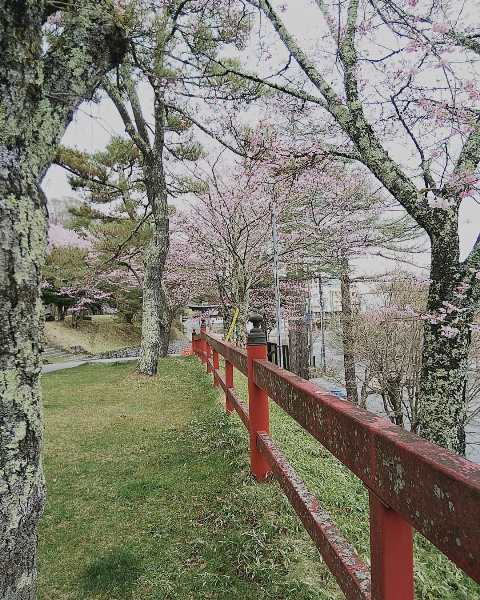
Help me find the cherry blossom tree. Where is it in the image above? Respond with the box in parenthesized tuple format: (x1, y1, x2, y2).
(238, 126, 422, 400)
(293, 166, 420, 402)
(163, 234, 207, 338)
(250, 279, 308, 335)
(182, 158, 301, 345)
(43, 246, 91, 321)
(213, 0, 480, 452)
(354, 272, 480, 455)
(353, 273, 427, 427)
(57, 0, 260, 374)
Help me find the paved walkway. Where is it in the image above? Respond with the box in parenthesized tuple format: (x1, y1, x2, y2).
(42, 356, 138, 374)
(42, 338, 191, 374)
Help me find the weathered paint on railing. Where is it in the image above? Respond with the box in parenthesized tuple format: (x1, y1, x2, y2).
(193, 327, 480, 598)
(253, 358, 480, 582)
(206, 333, 248, 376)
(209, 362, 249, 427)
(257, 431, 371, 600)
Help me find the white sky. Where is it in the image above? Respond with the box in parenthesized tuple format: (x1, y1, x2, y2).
(42, 0, 480, 275)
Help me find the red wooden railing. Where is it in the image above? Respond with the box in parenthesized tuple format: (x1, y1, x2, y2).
(191, 317, 480, 600)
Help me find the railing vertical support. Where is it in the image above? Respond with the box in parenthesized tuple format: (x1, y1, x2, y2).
(191, 329, 197, 356)
(247, 313, 271, 481)
(206, 342, 212, 374)
(200, 319, 207, 364)
(225, 360, 234, 413)
(213, 349, 219, 386)
(369, 492, 414, 600)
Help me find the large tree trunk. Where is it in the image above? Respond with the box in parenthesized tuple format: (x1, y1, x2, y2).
(340, 257, 359, 404)
(138, 111, 170, 375)
(418, 316, 471, 452)
(138, 237, 169, 375)
(105, 78, 171, 377)
(417, 229, 473, 453)
(0, 5, 126, 597)
(0, 178, 47, 600)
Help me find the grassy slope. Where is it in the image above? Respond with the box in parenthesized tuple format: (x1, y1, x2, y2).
(45, 316, 141, 354)
(40, 358, 480, 600)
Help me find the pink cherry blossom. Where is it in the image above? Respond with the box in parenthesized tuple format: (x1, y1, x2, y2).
(432, 22, 450, 34)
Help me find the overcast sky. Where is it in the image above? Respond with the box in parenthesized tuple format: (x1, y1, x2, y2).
(42, 0, 480, 275)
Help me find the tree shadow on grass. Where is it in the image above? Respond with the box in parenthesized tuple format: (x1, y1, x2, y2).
(80, 547, 142, 597)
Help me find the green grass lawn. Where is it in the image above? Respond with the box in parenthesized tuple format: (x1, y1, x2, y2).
(40, 358, 480, 599)
(40, 358, 329, 600)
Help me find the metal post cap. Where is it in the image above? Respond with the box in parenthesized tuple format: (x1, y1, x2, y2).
(247, 313, 266, 345)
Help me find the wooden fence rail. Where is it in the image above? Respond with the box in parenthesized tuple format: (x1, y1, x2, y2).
(191, 316, 480, 600)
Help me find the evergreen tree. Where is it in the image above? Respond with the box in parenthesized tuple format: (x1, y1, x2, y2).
(58, 0, 260, 374)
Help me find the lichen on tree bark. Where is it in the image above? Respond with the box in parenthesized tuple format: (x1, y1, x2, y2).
(0, 4, 127, 597)
(340, 257, 359, 405)
(138, 156, 170, 376)
(246, 0, 480, 453)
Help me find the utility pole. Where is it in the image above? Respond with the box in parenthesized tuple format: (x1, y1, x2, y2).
(306, 290, 314, 367)
(270, 201, 283, 368)
(318, 273, 327, 372)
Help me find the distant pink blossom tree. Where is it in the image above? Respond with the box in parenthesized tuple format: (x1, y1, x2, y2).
(182, 160, 301, 345)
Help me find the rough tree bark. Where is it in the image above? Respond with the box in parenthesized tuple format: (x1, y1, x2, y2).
(417, 224, 474, 450)
(137, 94, 170, 376)
(340, 257, 359, 404)
(138, 191, 169, 374)
(245, 0, 480, 452)
(0, 5, 126, 598)
(289, 320, 310, 379)
(104, 77, 170, 376)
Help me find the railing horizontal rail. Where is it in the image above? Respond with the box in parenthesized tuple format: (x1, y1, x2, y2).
(215, 367, 229, 394)
(194, 325, 480, 596)
(209, 363, 250, 429)
(206, 333, 247, 376)
(257, 431, 371, 600)
(228, 387, 249, 428)
(253, 358, 480, 583)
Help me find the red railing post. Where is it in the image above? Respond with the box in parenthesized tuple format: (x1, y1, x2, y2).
(225, 360, 234, 413)
(247, 313, 271, 481)
(369, 492, 414, 600)
(200, 318, 207, 364)
(213, 349, 219, 386)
